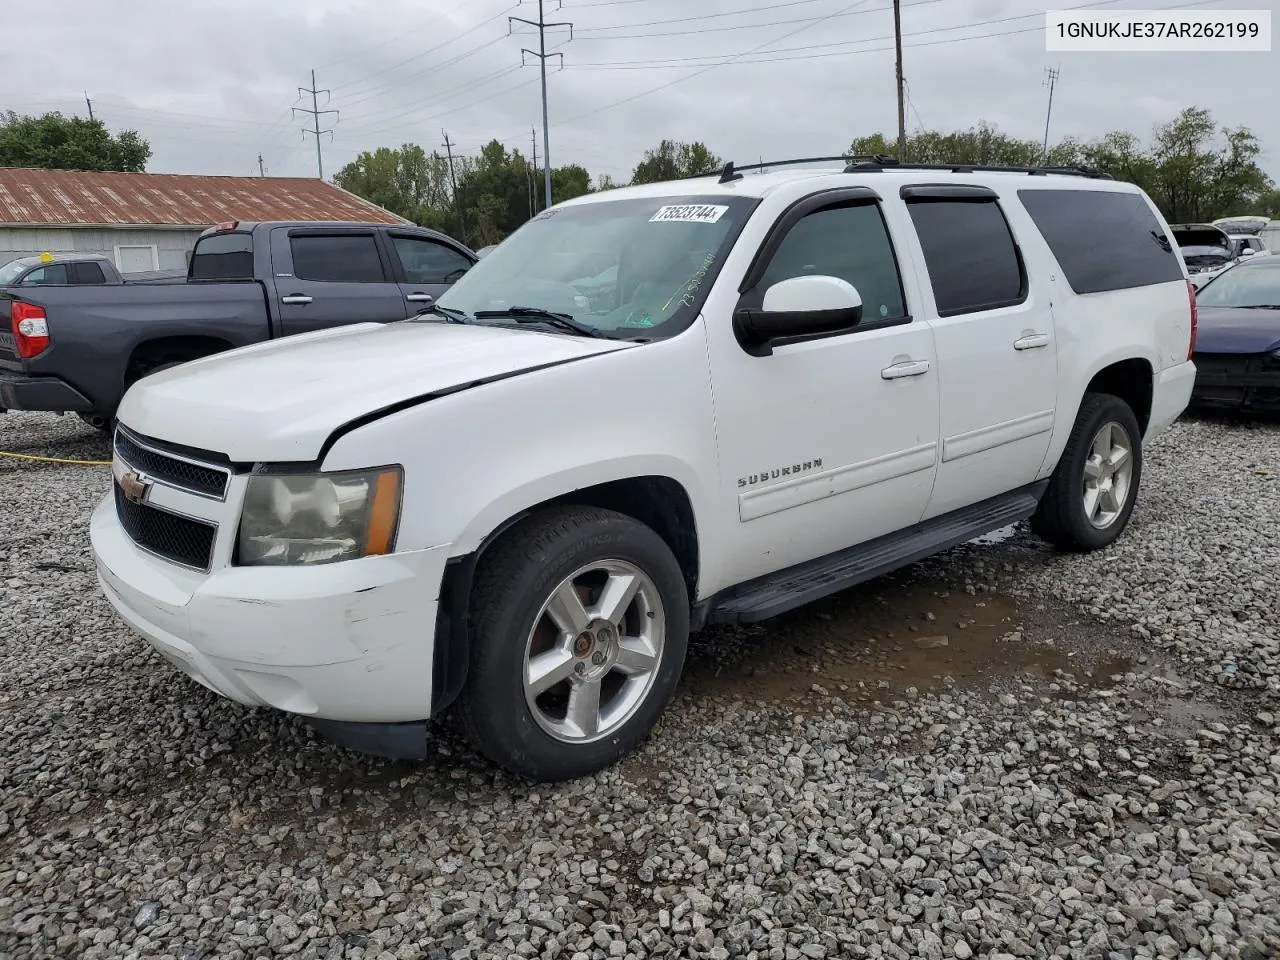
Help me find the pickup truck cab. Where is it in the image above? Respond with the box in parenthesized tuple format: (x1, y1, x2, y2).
(90, 159, 1197, 782)
(0, 220, 477, 428)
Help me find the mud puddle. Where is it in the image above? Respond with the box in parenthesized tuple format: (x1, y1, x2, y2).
(679, 569, 1137, 709)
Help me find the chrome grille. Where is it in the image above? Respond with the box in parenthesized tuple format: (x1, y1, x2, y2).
(113, 427, 230, 499)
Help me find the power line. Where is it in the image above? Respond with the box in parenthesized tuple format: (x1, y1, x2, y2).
(573, 0, 828, 32)
(332, 72, 545, 141)
(336, 35, 511, 110)
(510, 0, 573, 207)
(293, 70, 339, 179)
(328, 4, 520, 95)
(560, 0, 1224, 70)
(554, 0, 875, 129)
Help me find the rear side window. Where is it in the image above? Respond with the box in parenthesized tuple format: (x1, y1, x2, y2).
(191, 233, 254, 279)
(71, 261, 106, 284)
(1017, 189, 1184, 294)
(906, 199, 1025, 316)
(290, 234, 385, 283)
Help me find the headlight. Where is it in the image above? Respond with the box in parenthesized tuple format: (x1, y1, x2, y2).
(237, 466, 402, 566)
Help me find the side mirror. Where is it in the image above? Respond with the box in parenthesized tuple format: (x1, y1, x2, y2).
(733, 275, 863, 356)
(1240, 247, 1256, 257)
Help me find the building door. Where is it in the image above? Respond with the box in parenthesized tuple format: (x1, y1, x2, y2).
(116, 245, 158, 273)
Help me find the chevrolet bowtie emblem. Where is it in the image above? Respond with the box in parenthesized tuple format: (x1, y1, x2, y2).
(119, 469, 151, 504)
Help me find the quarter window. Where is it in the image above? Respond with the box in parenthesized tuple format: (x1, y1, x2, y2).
(1017, 188, 1185, 294)
(290, 234, 385, 283)
(392, 236, 473, 284)
(906, 199, 1025, 316)
(760, 202, 908, 323)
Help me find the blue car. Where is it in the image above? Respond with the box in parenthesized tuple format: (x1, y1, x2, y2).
(1191, 255, 1280, 413)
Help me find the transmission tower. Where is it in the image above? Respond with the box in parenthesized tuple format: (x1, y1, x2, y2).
(294, 70, 339, 179)
(510, 0, 572, 208)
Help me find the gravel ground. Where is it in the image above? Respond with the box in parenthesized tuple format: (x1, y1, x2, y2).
(1, 410, 1278, 960)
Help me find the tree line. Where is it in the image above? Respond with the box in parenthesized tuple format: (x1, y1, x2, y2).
(3, 106, 1276, 248)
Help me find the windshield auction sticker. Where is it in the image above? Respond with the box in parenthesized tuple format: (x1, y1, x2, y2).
(650, 204, 729, 224)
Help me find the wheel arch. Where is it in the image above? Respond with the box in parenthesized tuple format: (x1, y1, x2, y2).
(431, 471, 703, 715)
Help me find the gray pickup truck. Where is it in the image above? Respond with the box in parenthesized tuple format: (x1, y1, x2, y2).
(0, 252, 185, 287)
(0, 219, 478, 429)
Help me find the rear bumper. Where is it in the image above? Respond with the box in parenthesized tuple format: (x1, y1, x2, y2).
(1147, 360, 1197, 439)
(0, 370, 94, 412)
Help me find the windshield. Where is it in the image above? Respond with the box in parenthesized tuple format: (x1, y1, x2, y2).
(433, 194, 759, 338)
(1196, 264, 1280, 308)
(0, 259, 35, 284)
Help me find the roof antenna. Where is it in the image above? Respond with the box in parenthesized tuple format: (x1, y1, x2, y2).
(718, 161, 743, 184)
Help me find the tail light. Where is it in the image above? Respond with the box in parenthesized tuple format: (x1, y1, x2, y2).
(1186, 279, 1198, 360)
(10, 301, 50, 359)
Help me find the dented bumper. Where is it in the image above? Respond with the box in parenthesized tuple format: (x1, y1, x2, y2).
(89, 493, 449, 723)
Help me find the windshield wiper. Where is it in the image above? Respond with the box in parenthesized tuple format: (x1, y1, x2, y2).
(415, 303, 472, 324)
(473, 305, 604, 338)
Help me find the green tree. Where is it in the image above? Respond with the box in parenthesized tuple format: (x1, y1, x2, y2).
(0, 111, 150, 172)
(849, 108, 1274, 222)
(332, 143, 454, 229)
(552, 164, 592, 203)
(630, 139, 723, 184)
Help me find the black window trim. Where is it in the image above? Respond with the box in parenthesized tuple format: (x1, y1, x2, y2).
(903, 190, 1029, 318)
(286, 227, 393, 283)
(385, 230, 477, 285)
(734, 186, 913, 354)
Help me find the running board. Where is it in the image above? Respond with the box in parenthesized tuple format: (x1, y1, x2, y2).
(701, 481, 1047, 626)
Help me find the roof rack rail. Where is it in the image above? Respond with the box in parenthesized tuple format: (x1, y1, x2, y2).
(841, 157, 1113, 179)
(681, 155, 1113, 185)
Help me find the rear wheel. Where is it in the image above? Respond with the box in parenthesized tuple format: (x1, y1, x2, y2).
(1031, 392, 1143, 552)
(454, 506, 689, 782)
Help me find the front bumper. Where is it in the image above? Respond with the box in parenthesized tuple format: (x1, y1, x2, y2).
(1191, 353, 1280, 412)
(0, 370, 94, 412)
(90, 492, 451, 724)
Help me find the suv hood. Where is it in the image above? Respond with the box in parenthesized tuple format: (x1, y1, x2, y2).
(116, 320, 636, 462)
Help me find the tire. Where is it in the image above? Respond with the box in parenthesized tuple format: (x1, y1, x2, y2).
(1031, 392, 1143, 552)
(454, 505, 690, 782)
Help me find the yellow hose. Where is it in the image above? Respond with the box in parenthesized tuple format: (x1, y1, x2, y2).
(0, 451, 112, 466)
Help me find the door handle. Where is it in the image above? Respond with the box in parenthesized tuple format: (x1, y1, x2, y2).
(881, 359, 932, 379)
(281, 294, 313, 305)
(1014, 333, 1050, 350)
(404, 293, 434, 303)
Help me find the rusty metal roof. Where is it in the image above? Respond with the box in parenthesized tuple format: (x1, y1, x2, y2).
(0, 168, 409, 228)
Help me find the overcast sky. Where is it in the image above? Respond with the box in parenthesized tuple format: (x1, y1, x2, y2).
(7, 0, 1279, 187)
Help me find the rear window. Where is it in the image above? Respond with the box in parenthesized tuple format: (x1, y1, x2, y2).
(191, 232, 254, 280)
(1017, 189, 1185, 294)
(72, 261, 107, 284)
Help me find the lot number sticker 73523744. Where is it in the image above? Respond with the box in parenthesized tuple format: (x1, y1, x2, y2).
(649, 204, 729, 224)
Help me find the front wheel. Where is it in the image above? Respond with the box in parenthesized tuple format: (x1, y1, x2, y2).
(454, 506, 689, 782)
(1031, 392, 1143, 552)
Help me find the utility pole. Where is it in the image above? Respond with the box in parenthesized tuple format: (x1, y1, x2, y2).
(293, 69, 338, 180)
(893, 0, 906, 161)
(510, 0, 573, 208)
(258, 154, 266, 177)
(530, 127, 539, 213)
(84, 93, 94, 122)
(441, 130, 467, 245)
(1042, 66, 1060, 164)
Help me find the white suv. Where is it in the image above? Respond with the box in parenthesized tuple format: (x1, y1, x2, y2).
(90, 158, 1197, 782)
